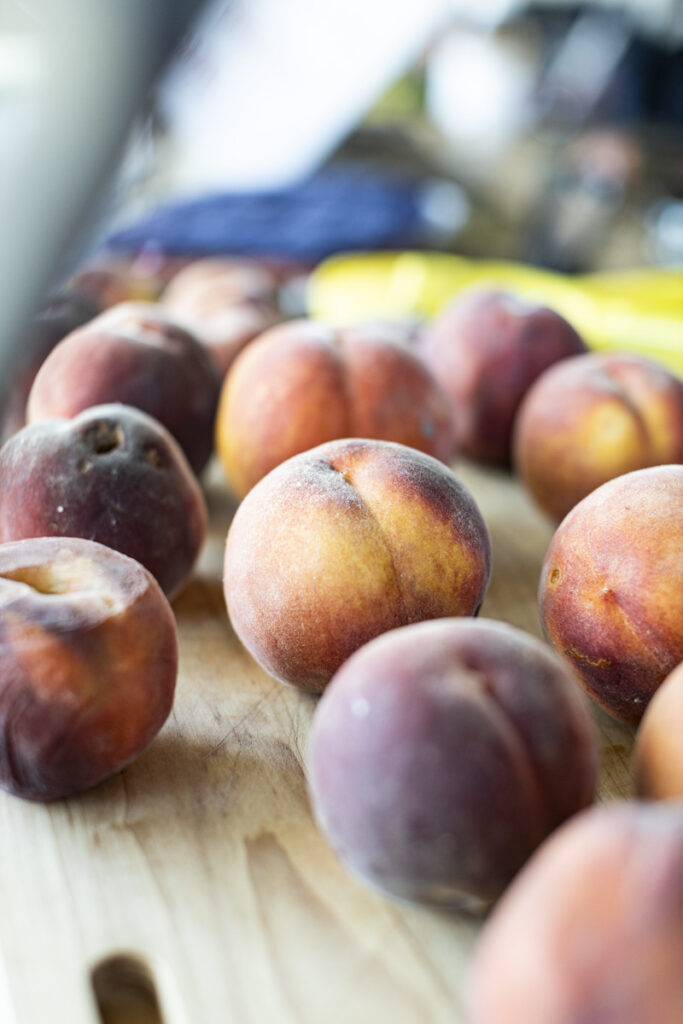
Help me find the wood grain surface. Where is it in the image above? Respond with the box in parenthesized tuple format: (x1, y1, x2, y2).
(0, 459, 636, 1024)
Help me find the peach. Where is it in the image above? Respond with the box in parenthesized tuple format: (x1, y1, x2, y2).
(26, 302, 221, 474)
(191, 302, 281, 378)
(418, 288, 586, 463)
(162, 257, 278, 312)
(216, 320, 454, 498)
(635, 662, 683, 800)
(162, 257, 282, 377)
(1, 290, 99, 443)
(68, 253, 160, 308)
(0, 537, 177, 800)
(514, 352, 683, 521)
(225, 439, 491, 693)
(0, 405, 206, 599)
(468, 802, 683, 1024)
(539, 465, 683, 725)
(308, 618, 598, 908)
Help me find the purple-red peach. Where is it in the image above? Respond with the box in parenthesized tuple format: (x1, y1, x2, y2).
(224, 439, 491, 693)
(0, 404, 206, 599)
(418, 288, 586, 463)
(308, 618, 598, 908)
(539, 465, 683, 725)
(216, 320, 454, 497)
(0, 537, 177, 800)
(514, 352, 683, 521)
(26, 301, 221, 474)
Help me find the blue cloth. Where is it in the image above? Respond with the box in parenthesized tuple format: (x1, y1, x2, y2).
(106, 172, 427, 260)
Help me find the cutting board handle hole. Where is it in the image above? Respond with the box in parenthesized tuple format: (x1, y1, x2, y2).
(92, 954, 165, 1024)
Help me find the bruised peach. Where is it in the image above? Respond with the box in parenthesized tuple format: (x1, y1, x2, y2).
(514, 352, 683, 521)
(418, 288, 586, 463)
(468, 802, 683, 1024)
(27, 302, 221, 474)
(539, 465, 683, 725)
(635, 662, 683, 800)
(0, 537, 177, 800)
(308, 618, 598, 908)
(216, 320, 454, 498)
(224, 439, 491, 693)
(0, 405, 206, 599)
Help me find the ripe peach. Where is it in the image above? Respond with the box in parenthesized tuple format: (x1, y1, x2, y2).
(635, 662, 683, 800)
(224, 439, 491, 693)
(0, 405, 206, 599)
(216, 320, 454, 498)
(308, 618, 598, 908)
(0, 537, 177, 800)
(468, 802, 683, 1024)
(418, 288, 586, 463)
(162, 257, 281, 377)
(26, 302, 221, 474)
(514, 352, 683, 521)
(162, 257, 278, 312)
(539, 465, 683, 725)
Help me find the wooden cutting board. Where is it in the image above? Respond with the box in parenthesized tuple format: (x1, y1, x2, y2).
(0, 459, 636, 1024)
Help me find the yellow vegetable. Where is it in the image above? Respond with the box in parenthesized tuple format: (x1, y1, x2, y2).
(308, 252, 683, 377)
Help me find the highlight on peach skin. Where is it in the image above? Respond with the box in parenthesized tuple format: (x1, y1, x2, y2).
(418, 287, 586, 464)
(308, 618, 598, 908)
(0, 404, 207, 600)
(514, 351, 683, 522)
(224, 438, 491, 693)
(467, 802, 683, 1024)
(0, 537, 177, 801)
(539, 464, 683, 725)
(215, 319, 454, 498)
(635, 661, 683, 800)
(26, 301, 221, 474)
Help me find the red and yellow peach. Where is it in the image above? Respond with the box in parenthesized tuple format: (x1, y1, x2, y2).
(468, 802, 683, 1024)
(224, 439, 491, 693)
(514, 352, 683, 521)
(539, 465, 683, 725)
(216, 320, 454, 497)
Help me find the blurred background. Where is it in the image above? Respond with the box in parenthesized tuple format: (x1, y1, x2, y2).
(1, 0, 682, 406)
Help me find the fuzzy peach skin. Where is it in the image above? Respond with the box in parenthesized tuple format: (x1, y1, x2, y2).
(215, 320, 454, 498)
(0, 405, 206, 599)
(467, 802, 683, 1024)
(418, 288, 587, 464)
(308, 618, 598, 908)
(635, 662, 683, 800)
(539, 465, 683, 725)
(514, 352, 683, 522)
(0, 537, 177, 800)
(26, 302, 221, 474)
(224, 439, 491, 693)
